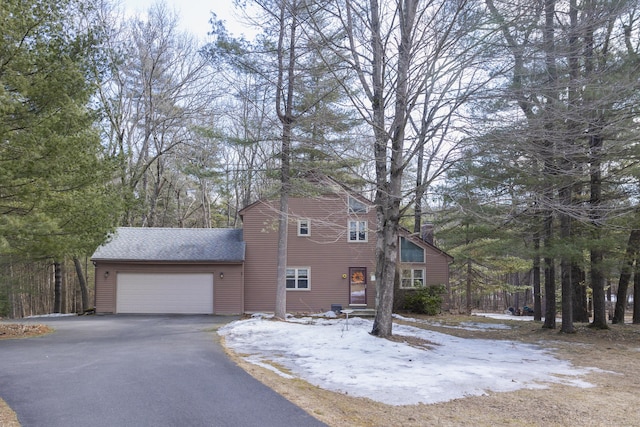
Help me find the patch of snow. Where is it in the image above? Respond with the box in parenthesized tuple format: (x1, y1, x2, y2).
(458, 321, 512, 330)
(25, 313, 77, 319)
(473, 312, 539, 322)
(245, 355, 295, 379)
(219, 315, 596, 405)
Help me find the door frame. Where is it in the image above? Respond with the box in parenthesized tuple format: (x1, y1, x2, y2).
(348, 267, 367, 306)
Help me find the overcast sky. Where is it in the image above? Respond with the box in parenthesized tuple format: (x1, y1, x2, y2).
(122, 0, 250, 40)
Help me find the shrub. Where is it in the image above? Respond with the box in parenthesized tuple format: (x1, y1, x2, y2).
(403, 285, 446, 315)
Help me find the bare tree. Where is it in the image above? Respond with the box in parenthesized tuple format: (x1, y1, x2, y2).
(313, 0, 488, 336)
(97, 2, 218, 228)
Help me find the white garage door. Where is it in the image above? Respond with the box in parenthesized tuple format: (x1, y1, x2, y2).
(116, 273, 214, 314)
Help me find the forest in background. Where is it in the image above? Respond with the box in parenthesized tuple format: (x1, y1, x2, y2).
(0, 0, 638, 334)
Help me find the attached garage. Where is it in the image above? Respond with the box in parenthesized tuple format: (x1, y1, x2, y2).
(116, 273, 214, 314)
(92, 228, 245, 315)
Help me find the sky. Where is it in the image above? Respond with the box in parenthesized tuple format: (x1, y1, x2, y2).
(219, 313, 596, 406)
(122, 0, 251, 41)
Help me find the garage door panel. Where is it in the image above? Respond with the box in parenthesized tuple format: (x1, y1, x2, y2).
(117, 273, 214, 314)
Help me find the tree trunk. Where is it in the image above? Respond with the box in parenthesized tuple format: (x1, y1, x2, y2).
(53, 261, 62, 314)
(413, 143, 424, 234)
(589, 133, 607, 329)
(541, 0, 557, 330)
(371, 210, 399, 337)
(559, 187, 574, 333)
(274, 188, 289, 320)
(369, 0, 392, 335)
(590, 251, 607, 328)
(273, 0, 297, 321)
(572, 264, 589, 322)
(73, 257, 90, 312)
(533, 231, 542, 321)
(582, 0, 608, 330)
(466, 257, 473, 314)
(613, 229, 640, 323)
(634, 253, 640, 324)
(542, 212, 556, 329)
(370, 0, 416, 338)
(560, 0, 581, 332)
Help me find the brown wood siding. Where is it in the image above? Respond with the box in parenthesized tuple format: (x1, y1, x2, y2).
(241, 200, 279, 312)
(94, 262, 243, 314)
(95, 264, 116, 313)
(213, 265, 244, 315)
(242, 195, 378, 313)
(425, 246, 451, 286)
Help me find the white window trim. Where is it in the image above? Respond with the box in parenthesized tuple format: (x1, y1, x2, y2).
(297, 219, 310, 236)
(348, 220, 368, 242)
(286, 267, 311, 291)
(400, 268, 425, 289)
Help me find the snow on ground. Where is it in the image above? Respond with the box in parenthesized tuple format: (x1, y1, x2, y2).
(473, 312, 539, 322)
(472, 312, 567, 323)
(394, 313, 512, 331)
(219, 314, 596, 406)
(25, 313, 76, 319)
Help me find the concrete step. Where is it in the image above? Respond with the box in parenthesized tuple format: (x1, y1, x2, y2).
(342, 308, 376, 317)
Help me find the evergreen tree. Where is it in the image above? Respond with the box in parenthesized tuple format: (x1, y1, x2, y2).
(0, 0, 121, 313)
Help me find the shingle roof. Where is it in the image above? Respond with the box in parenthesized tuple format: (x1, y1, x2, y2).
(91, 227, 245, 263)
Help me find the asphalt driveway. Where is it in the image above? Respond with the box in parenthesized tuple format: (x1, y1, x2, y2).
(0, 315, 326, 427)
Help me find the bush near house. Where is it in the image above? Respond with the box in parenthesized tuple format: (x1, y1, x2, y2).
(402, 285, 446, 315)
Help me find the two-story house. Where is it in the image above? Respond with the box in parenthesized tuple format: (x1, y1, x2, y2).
(92, 178, 452, 315)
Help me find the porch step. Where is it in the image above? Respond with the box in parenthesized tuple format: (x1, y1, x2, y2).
(342, 308, 376, 317)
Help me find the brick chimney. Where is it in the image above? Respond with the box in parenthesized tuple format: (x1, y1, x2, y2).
(421, 223, 434, 245)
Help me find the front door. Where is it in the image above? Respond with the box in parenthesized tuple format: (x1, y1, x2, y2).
(349, 267, 367, 305)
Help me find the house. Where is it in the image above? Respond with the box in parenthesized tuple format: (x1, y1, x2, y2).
(92, 179, 453, 315)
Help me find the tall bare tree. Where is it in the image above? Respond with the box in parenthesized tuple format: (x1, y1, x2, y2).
(97, 2, 217, 228)
(313, 0, 487, 336)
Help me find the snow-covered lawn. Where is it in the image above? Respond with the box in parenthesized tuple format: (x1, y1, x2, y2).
(219, 313, 596, 406)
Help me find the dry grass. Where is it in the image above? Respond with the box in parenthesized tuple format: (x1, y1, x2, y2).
(0, 399, 19, 427)
(0, 324, 52, 340)
(220, 314, 640, 427)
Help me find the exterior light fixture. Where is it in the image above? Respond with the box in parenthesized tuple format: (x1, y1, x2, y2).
(219, 272, 224, 279)
(104, 271, 110, 278)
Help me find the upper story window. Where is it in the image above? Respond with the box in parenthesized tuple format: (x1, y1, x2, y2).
(297, 219, 310, 236)
(286, 267, 310, 290)
(348, 196, 368, 214)
(400, 237, 425, 263)
(348, 220, 368, 242)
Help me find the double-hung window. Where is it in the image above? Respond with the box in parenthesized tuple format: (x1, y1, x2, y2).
(297, 219, 310, 236)
(348, 220, 368, 242)
(401, 268, 425, 289)
(286, 268, 310, 290)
